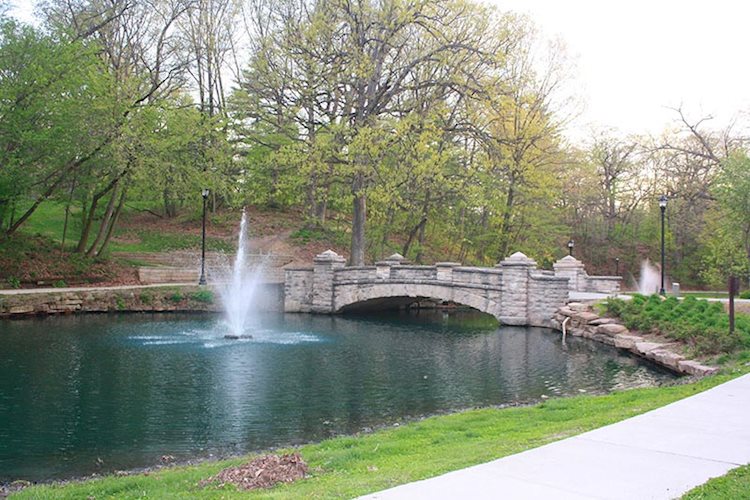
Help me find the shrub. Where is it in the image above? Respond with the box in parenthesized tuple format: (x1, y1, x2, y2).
(169, 292, 183, 303)
(190, 290, 214, 303)
(6, 276, 21, 289)
(115, 296, 126, 311)
(139, 292, 153, 305)
(602, 293, 750, 356)
(740, 290, 750, 300)
(53, 280, 67, 288)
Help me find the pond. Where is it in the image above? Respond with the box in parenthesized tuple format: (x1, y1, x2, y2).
(0, 310, 676, 481)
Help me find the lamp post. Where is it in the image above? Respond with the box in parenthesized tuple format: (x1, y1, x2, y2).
(567, 239, 574, 257)
(199, 188, 209, 286)
(659, 194, 667, 295)
(615, 257, 620, 275)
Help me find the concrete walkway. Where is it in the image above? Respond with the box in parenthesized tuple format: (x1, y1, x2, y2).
(361, 374, 750, 500)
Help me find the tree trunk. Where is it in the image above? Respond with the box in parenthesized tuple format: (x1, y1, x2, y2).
(402, 216, 427, 259)
(350, 174, 366, 266)
(76, 196, 99, 253)
(86, 182, 119, 257)
(97, 188, 127, 256)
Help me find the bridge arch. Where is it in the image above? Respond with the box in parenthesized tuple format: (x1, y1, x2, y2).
(333, 282, 501, 320)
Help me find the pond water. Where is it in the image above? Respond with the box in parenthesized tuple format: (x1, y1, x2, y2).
(0, 311, 676, 481)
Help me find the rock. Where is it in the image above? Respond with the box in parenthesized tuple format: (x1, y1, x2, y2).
(558, 307, 575, 317)
(567, 302, 588, 312)
(592, 333, 615, 346)
(575, 311, 600, 323)
(596, 323, 628, 336)
(650, 349, 685, 370)
(9, 305, 34, 314)
(613, 334, 643, 349)
(589, 318, 616, 325)
(678, 360, 719, 377)
(633, 341, 664, 355)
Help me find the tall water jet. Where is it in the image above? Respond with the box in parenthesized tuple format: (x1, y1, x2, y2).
(638, 259, 661, 295)
(220, 208, 263, 337)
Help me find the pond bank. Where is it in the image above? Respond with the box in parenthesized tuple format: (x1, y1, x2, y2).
(551, 302, 718, 377)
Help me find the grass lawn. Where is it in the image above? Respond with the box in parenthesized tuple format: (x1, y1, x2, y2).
(12, 373, 741, 500)
(682, 463, 750, 499)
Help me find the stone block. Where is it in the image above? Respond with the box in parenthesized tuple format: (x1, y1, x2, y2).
(678, 360, 719, 377)
(589, 318, 616, 326)
(558, 307, 575, 317)
(567, 302, 588, 312)
(575, 311, 600, 323)
(9, 305, 35, 314)
(650, 349, 685, 370)
(596, 323, 628, 336)
(633, 341, 664, 355)
(592, 333, 615, 346)
(613, 334, 643, 349)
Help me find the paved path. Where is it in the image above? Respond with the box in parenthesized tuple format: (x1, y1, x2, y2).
(361, 374, 750, 500)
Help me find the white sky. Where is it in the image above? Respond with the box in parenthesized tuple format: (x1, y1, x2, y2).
(496, 0, 750, 138)
(9, 0, 750, 140)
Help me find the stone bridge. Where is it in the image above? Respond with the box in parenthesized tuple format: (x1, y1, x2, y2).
(284, 251, 621, 328)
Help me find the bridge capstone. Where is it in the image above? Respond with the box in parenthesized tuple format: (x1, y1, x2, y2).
(283, 250, 621, 326)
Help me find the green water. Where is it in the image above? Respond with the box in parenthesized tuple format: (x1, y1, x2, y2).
(0, 311, 675, 481)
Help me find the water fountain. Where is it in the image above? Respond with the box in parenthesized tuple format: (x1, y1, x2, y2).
(638, 259, 661, 295)
(218, 208, 264, 338)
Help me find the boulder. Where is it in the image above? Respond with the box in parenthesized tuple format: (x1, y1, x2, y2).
(678, 360, 719, 377)
(596, 323, 628, 336)
(567, 302, 589, 312)
(633, 341, 664, 356)
(589, 318, 616, 326)
(650, 349, 685, 370)
(613, 334, 643, 350)
(575, 311, 600, 323)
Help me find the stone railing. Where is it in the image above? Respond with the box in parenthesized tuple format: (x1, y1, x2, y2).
(553, 256, 622, 294)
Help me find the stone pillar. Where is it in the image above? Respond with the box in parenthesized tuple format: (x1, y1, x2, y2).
(553, 255, 586, 291)
(375, 253, 406, 279)
(435, 262, 461, 282)
(498, 252, 537, 325)
(312, 250, 346, 313)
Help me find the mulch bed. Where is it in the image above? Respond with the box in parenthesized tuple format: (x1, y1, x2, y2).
(201, 453, 308, 491)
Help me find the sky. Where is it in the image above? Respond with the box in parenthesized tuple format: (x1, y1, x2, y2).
(8, 0, 750, 140)
(496, 0, 750, 138)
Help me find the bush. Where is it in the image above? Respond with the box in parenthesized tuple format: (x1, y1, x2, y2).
(139, 292, 153, 305)
(190, 290, 214, 303)
(602, 293, 750, 356)
(740, 290, 750, 300)
(6, 276, 21, 289)
(169, 292, 183, 303)
(53, 280, 67, 288)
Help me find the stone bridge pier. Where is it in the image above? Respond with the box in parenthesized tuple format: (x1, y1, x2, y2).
(284, 251, 620, 327)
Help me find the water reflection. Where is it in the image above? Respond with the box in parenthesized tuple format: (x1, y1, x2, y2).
(0, 311, 675, 481)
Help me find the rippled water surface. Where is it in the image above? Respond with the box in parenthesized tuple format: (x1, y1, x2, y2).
(0, 311, 676, 481)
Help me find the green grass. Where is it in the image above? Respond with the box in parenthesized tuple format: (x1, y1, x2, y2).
(682, 463, 750, 499)
(15, 201, 233, 254)
(13, 374, 738, 499)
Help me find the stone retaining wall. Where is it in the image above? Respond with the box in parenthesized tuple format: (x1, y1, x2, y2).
(0, 284, 283, 318)
(550, 303, 718, 377)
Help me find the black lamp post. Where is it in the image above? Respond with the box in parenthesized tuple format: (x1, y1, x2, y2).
(659, 194, 667, 295)
(199, 188, 209, 286)
(615, 257, 620, 275)
(567, 239, 574, 257)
